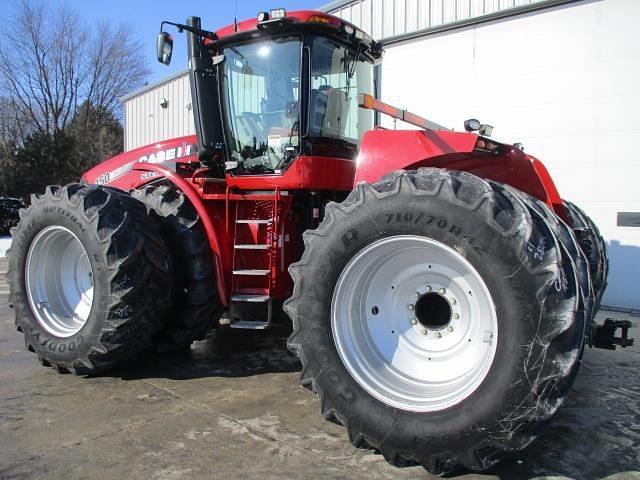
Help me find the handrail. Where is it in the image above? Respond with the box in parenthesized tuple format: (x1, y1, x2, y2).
(357, 93, 451, 132)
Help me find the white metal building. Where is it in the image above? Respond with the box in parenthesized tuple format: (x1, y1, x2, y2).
(121, 69, 193, 151)
(121, 0, 640, 309)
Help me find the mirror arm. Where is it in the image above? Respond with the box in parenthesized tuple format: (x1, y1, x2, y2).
(160, 21, 216, 40)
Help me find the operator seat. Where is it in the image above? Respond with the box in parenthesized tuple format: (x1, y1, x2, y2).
(309, 85, 346, 138)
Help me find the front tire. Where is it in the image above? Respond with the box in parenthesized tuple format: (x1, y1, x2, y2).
(7, 184, 172, 374)
(285, 169, 582, 473)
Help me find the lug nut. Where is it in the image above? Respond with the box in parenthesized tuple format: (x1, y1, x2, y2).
(447, 326, 454, 332)
(407, 304, 414, 311)
(425, 285, 432, 292)
(414, 292, 420, 298)
(439, 288, 446, 294)
(453, 313, 460, 320)
(450, 298, 457, 305)
(410, 318, 417, 325)
(435, 331, 442, 338)
(421, 329, 428, 335)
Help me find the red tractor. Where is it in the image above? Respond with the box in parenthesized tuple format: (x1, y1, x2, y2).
(7, 9, 630, 474)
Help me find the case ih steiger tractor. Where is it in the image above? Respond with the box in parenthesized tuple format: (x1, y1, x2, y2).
(7, 8, 633, 474)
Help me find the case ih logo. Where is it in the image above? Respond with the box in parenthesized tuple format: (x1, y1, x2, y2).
(95, 143, 196, 185)
(137, 144, 193, 164)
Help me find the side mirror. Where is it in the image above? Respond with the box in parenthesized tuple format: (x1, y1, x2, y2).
(156, 32, 173, 65)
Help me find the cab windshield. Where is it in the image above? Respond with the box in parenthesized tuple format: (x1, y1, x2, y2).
(221, 37, 301, 174)
(220, 35, 374, 175)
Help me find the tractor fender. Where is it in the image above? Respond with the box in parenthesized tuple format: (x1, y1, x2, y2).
(131, 162, 229, 306)
(530, 157, 569, 223)
(355, 129, 478, 184)
(355, 129, 568, 222)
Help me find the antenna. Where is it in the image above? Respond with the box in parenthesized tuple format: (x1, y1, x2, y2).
(234, 0, 239, 32)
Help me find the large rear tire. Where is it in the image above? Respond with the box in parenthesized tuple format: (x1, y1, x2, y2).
(132, 185, 221, 351)
(7, 184, 172, 374)
(285, 169, 583, 473)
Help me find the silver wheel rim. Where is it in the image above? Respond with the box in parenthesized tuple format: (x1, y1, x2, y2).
(25, 226, 94, 338)
(331, 235, 498, 412)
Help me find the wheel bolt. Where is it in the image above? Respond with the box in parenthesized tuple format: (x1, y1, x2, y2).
(439, 288, 446, 294)
(435, 331, 442, 338)
(450, 298, 457, 305)
(410, 318, 417, 325)
(421, 329, 428, 335)
(425, 285, 432, 292)
(453, 313, 460, 320)
(447, 326, 454, 332)
(414, 292, 420, 298)
(407, 304, 414, 311)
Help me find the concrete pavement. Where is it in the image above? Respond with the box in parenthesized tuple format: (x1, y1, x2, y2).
(1, 256, 639, 480)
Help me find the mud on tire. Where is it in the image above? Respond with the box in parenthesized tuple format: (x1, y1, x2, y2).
(7, 184, 172, 374)
(132, 185, 221, 351)
(285, 169, 583, 474)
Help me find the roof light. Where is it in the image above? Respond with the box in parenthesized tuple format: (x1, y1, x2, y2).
(257, 11, 269, 22)
(307, 14, 344, 27)
(343, 24, 355, 35)
(270, 8, 286, 19)
(307, 15, 332, 24)
(479, 124, 494, 136)
(355, 29, 365, 40)
(464, 118, 481, 132)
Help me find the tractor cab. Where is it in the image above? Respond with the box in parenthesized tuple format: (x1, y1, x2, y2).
(157, 10, 382, 178)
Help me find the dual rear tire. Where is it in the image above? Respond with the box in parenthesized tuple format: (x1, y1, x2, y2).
(563, 200, 609, 312)
(8, 183, 219, 374)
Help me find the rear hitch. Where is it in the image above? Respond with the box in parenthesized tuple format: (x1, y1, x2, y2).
(590, 318, 635, 350)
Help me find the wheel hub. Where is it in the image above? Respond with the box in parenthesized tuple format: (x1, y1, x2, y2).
(25, 226, 94, 338)
(331, 235, 498, 412)
(415, 291, 452, 331)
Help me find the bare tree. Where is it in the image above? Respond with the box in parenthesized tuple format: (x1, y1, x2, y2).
(0, 0, 149, 141)
(0, 97, 20, 196)
(0, 0, 149, 199)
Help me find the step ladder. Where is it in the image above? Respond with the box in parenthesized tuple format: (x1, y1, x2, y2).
(228, 196, 280, 329)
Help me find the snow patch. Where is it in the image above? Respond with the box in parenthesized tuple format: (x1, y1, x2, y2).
(0, 236, 11, 258)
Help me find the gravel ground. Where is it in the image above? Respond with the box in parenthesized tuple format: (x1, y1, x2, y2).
(0, 256, 638, 480)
